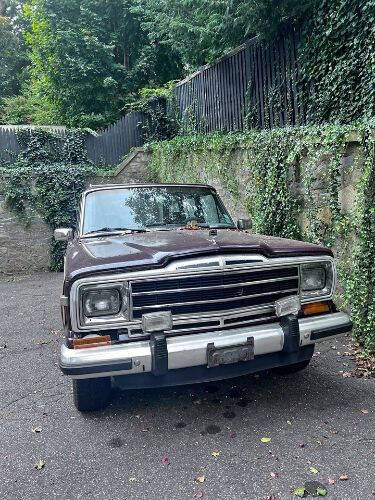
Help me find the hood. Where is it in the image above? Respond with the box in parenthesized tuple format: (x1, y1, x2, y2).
(64, 228, 332, 288)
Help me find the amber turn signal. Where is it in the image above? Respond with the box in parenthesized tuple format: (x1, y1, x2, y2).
(302, 301, 331, 316)
(73, 335, 111, 349)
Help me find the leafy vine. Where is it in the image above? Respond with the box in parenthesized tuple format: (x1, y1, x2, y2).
(0, 129, 96, 271)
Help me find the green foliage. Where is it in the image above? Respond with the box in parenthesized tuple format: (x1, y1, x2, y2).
(149, 122, 375, 352)
(1, 129, 96, 270)
(344, 131, 375, 352)
(300, 0, 375, 124)
(0, 93, 58, 124)
(23, 0, 182, 128)
(125, 82, 180, 142)
(0, 13, 29, 100)
(134, 0, 316, 68)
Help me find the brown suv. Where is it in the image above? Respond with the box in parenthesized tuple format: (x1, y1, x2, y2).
(56, 184, 352, 411)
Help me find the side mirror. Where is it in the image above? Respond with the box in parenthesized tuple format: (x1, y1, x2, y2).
(237, 219, 252, 230)
(54, 228, 74, 241)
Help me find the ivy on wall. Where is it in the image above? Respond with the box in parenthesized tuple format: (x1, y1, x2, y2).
(1, 129, 96, 270)
(300, 0, 375, 124)
(149, 122, 375, 353)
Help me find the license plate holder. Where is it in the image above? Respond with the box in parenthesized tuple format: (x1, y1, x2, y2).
(207, 337, 254, 368)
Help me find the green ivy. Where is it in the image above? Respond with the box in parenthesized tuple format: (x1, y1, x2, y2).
(148, 122, 375, 352)
(300, 0, 375, 124)
(1, 129, 96, 271)
(124, 82, 180, 142)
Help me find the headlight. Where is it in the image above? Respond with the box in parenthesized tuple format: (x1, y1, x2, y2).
(82, 289, 121, 317)
(301, 262, 334, 298)
(301, 267, 326, 291)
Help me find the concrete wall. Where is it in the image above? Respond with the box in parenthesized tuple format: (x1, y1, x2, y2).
(0, 149, 153, 275)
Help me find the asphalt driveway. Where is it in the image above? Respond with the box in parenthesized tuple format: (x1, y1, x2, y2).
(0, 273, 374, 500)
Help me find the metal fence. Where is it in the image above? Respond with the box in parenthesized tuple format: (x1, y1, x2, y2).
(174, 31, 303, 133)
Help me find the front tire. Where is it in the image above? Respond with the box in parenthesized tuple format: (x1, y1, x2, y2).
(73, 377, 112, 412)
(272, 359, 311, 375)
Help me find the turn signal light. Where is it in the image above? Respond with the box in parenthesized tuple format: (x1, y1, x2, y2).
(302, 301, 331, 316)
(73, 335, 111, 349)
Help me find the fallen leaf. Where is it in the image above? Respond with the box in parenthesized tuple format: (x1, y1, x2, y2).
(211, 451, 221, 457)
(34, 459, 45, 470)
(195, 475, 205, 483)
(129, 477, 136, 482)
(270, 471, 279, 478)
(161, 455, 169, 464)
(309, 467, 319, 474)
(261, 437, 271, 443)
(294, 486, 306, 497)
(339, 475, 349, 481)
(360, 408, 369, 414)
(194, 492, 204, 499)
(32, 426, 42, 433)
(328, 479, 335, 485)
(316, 487, 327, 496)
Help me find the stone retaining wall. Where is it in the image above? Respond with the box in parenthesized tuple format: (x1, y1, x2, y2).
(0, 149, 152, 275)
(0, 139, 363, 275)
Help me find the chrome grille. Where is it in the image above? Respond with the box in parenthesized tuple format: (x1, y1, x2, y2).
(130, 266, 299, 321)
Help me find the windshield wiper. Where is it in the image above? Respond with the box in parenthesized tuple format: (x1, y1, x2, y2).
(82, 227, 147, 237)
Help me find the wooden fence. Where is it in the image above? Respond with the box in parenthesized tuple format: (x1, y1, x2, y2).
(0, 113, 148, 166)
(174, 31, 303, 133)
(0, 125, 67, 164)
(85, 111, 148, 166)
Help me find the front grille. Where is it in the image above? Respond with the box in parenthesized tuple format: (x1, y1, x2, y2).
(130, 266, 299, 320)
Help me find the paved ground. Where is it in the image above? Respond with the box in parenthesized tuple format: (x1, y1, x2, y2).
(0, 273, 374, 500)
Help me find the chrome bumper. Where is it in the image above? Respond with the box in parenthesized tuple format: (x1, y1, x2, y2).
(60, 312, 352, 379)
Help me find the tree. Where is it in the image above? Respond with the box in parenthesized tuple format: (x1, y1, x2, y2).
(24, 0, 182, 128)
(133, 0, 317, 68)
(0, 1, 29, 100)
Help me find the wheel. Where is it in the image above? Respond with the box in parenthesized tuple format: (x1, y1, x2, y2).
(272, 359, 311, 375)
(73, 377, 112, 412)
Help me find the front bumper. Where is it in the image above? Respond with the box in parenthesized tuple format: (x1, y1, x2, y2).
(59, 312, 352, 383)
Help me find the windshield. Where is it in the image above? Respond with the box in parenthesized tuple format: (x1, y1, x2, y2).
(82, 186, 235, 235)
